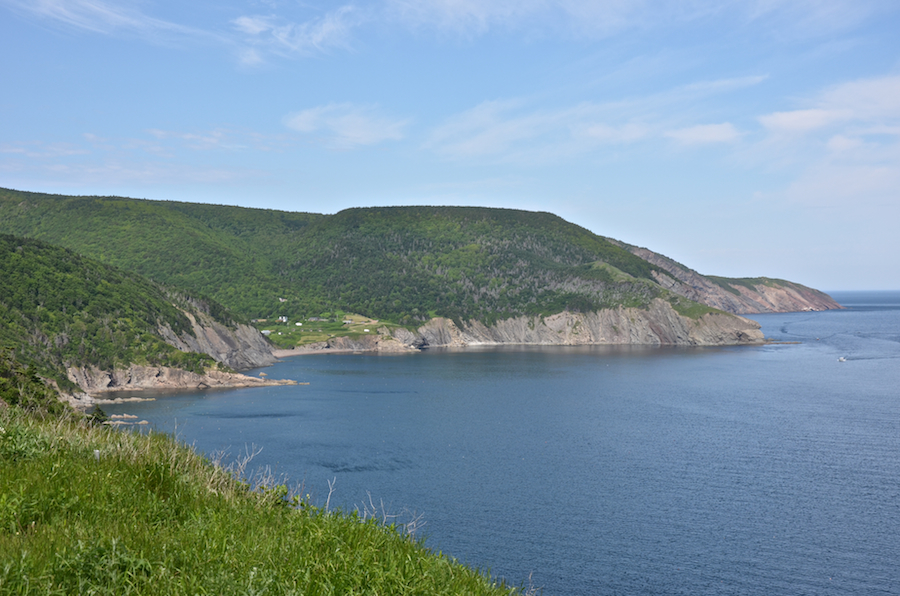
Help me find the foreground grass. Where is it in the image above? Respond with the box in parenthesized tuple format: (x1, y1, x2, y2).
(0, 407, 520, 595)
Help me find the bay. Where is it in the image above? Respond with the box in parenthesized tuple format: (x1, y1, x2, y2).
(104, 291, 900, 595)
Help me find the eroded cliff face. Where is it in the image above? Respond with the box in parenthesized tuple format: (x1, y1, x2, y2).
(418, 298, 763, 347)
(59, 308, 282, 406)
(627, 247, 842, 314)
(63, 364, 295, 408)
(298, 298, 763, 354)
(286, 333, 419, 354)
(158, 310, 276, 370)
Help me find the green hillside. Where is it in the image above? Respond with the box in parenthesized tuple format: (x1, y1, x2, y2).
(0, 234, 232, 391)
(0, 347, 64, 415)
(0, 404, 518, 595)
(1, 188, 684, 325)
(0, 188, 322, 318)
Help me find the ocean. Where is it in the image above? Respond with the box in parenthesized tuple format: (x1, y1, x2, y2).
(104, 291, 900, 595)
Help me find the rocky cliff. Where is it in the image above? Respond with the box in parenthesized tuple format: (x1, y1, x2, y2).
(62, 364, 295, 408)
(294, 298, 763, 354)
(63, 301, 282, 404)
(158, 309, 277, 370)
(625, 247, 842, 314)
(54, 307, 283, 407)
(418, 299, 763, 347)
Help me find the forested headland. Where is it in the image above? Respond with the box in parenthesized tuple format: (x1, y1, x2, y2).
(0, 187, 839, 332)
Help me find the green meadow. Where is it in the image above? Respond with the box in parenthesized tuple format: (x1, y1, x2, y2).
(0, 403, 525, 596)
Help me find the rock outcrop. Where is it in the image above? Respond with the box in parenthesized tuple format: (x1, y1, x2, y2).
(625, 246, 842, 314)
(285, 332, 419, 354)
(416, 299, 763, 347)
(291, 298, 763, 355)
(158, 310, 277, 370)
(63, 364, 295, 408)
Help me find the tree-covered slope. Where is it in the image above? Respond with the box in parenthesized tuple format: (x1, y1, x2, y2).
(0, 347, 65, 414)
(0, 187, 838, 326)
(0, 234, 236, 391)
(0, 188, 322, 318)
(0, 189, 677, 323)
(280, 206, 673, 325)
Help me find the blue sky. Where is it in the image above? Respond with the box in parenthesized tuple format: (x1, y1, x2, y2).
(2, 0, 899, 291)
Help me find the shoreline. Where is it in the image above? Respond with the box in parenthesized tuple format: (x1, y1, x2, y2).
(272, 347, 386, 358)
(61, 365, 298, 410)
(272, 338, 784, 360)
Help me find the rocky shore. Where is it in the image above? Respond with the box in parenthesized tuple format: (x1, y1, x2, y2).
(61, 365, 296, 409)
(54, 301, 295, 409)
(276, 298, 765, 356)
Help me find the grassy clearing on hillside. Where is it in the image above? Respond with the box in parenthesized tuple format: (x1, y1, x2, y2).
(0, 407, 522, 596)
(668, 296, 721, 320)
(255, 314, 406, 348)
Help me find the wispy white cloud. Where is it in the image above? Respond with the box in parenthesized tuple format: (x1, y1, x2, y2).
(819, 75, 900, 122)
(825, 134, 863, 152)
(759, 74, 900, 136)
(0, 0, 358, 63)
(5, 0, 892, 67)
(386, 0, 702, 36)
(0, 142, 263, 185)
(139, 127, 294, 155)
(62, 127, 287, 162)
(665, 122, 741, 145)
(752, 74, 900, 211)
(385, 0, 894, 38)
(777, 160, 900, 211)
(231, 6, 359, 62)
(743, 0, 892, 35)
(582, 122, 650, 144)
(146, 128, 235, 151)
(425, 99, 652, 161)
(1, 0, 220, 44)
(0, 141, 90, 158)
(759, 109, 849, 134)
(7, 160, 263, 186)
(387, 0, 546, 35)
(284, 103, 409, 149)
(425, 75, 766, 161)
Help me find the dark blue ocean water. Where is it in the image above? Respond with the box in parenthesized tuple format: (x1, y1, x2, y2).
(105, 291, 900, 595)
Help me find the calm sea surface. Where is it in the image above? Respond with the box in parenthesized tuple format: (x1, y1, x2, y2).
(104, 291, 900, 595)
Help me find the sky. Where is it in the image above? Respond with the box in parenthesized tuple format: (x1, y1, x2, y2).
(1, 1, 899, 291)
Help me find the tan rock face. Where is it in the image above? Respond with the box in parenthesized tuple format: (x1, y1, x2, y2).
(294, 299, 764, 355)
(323, 333, 418, 353)
(57, 305, 283, 406)
(64, 364, 296, 406)
(414, 299, 762, 347)
(629, 247, 842, 314)
(157, 310, 276, 370)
